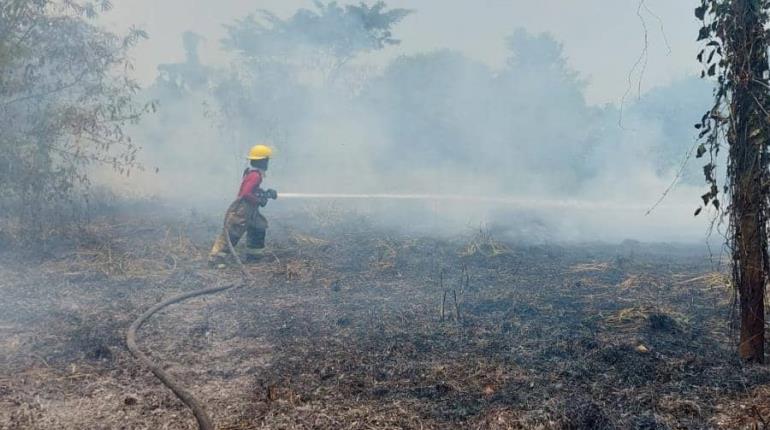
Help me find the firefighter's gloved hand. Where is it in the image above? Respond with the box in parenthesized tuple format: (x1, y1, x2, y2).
(255, 189, 277, 207)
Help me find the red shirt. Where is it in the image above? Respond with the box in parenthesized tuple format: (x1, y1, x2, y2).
(238, 169, 263, 204)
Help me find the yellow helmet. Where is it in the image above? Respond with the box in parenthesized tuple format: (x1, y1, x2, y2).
(247, 144, 273, 160)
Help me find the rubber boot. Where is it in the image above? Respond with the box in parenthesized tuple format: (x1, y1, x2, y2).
(244, 228, 266, 263)
(208, 252, 229, 269)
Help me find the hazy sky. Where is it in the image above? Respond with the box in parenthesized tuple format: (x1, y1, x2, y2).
(102, 0, 701, 105)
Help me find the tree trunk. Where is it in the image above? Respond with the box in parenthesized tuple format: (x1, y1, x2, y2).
(734, 130, 766, 363)
(729, 0, 769, 363)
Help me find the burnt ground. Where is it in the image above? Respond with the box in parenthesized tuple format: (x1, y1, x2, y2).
(1, 207, 769, 429)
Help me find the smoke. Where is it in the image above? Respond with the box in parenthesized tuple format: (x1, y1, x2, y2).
(104, 2, 718, 244)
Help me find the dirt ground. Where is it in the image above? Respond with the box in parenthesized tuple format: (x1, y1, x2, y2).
(1, 206, 770, 429)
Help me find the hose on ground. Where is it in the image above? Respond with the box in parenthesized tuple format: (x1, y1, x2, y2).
(126, 219, 248, 430)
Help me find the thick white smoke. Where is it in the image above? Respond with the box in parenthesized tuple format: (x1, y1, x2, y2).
(98, 2, 719, 244)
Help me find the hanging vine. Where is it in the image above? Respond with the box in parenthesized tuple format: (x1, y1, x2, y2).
(694, 0, 770, 361)
(694, 0, 770, 235)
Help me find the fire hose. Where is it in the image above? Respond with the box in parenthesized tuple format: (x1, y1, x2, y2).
(126, 195, 270, 430)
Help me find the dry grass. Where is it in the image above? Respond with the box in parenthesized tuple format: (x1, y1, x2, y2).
(289, 232, 328, 247)
(569, 261, 611, 273)
(0, 212, 760, 430)
(462, 228, 510, 258)
(675, 272, 731, 289)
(43, 221, 203, 280)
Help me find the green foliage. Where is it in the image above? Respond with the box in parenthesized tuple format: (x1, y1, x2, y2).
(0, 0, 152, 238)
(693, 0, 770, 215)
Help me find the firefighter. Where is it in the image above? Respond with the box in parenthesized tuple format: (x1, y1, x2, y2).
(208, 144, 277, 266)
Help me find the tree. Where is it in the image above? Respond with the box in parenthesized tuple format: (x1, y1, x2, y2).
(695, 0, 770, 362)
(492, 30, 598, 191)
(213, 1, 411, 164)
(0, 0, 151, 238)
(222, 1, 412, 80)
(360, 30, 600, 193)
(133, 33, 232, 201)
(155, 32, 210, 96)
